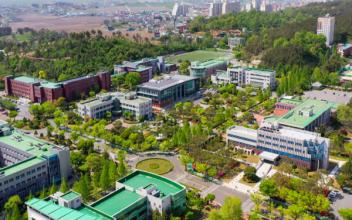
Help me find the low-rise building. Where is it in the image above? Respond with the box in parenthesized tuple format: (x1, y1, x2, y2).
(227, 123, 330, 170)
(273, 99, 333, 131)
(228, 37, 245, 49)
(189, 59, 228, 79)
(303, 89, 352, 106)
(26, 170, 186, 220)
(0, 121, 71, 206)
(337, 43, 352, 57)
(114, 57, 176, 83)
(211, 67, 276, 90)
(137, 75, 200, 110)
(77, 92, 152, 120)
(4, 72, 111, 103)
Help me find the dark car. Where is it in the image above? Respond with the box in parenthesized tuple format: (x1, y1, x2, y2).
(342, 187, 352, 194)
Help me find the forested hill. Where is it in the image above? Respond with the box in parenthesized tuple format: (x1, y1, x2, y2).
(0, 31, 198, 82)
(189, 0, 352, 43)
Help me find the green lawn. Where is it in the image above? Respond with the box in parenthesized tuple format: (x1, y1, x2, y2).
(0, 33, 32, 42)
(166, 50, 233, 64)
(136, 158, 174, 175)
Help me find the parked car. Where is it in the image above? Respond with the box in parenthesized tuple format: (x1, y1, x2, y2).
(342, 187, 352, 194)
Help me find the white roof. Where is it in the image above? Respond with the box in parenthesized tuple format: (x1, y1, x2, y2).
(259, 151, 279, 161)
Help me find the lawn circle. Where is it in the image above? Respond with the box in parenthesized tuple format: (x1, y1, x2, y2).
(136, 158, 174, 175)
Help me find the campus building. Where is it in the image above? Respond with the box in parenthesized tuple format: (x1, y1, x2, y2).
(114, 57, 176, 83)
(26, 170, 186, 220)
(189, 59, 228, 79)
(77, 92, 152, 120)
(137, 75, 200, 110)
(228, 37, 245, 49)
(227, 123, 330, 170)
(0, 121, 71, 207)
(211, 67, 276, 90)
(4, 72, 111, 103)
(271, 98, 333, 131)
(317, 14, 335, 46)
(337, 43, 352, 57)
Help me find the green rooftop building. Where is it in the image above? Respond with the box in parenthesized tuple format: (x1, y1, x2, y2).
(190, 59, 228, 78)
(26, 170, 186, 220)
(0, 121, 71, 207)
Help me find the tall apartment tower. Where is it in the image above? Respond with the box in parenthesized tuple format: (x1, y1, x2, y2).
(317, 14, 335, 46)
(252, 0, 261, 11)
(222, 0, 241, 15)
(209, 0, 223, 17)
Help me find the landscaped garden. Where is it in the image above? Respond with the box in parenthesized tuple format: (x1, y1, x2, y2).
(136, 158, 174, 175)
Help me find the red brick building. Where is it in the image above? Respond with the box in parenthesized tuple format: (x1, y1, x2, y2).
(4, 72, 111, 103)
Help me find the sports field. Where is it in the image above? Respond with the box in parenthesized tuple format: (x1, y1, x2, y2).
(166, 50, 233, 64)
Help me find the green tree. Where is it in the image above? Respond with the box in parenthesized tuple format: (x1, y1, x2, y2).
(285, 204, 305, 220)
(125, 72, 141, 89)
(339, 208, 352, 220)
(118, 151, 127, 177)
(179, 60, 191, 75)
(100, 161, 110, 191)
(60, 178, 69, 193)
(259, 179, 278, 197)
(207, 197, 242, 220)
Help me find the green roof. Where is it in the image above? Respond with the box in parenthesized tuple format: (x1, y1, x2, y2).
(191, 59, 228, 69)
(119, 170, 185, 198)
(277, 99, 333, 129)
(278, 97, 304, 106)
(244, 67, 275, 76)
(14, 76, 40, 84)
(14, 76, 61, 89)
(60, 191, 81, 201)
(0, 157, 44, 176)
(0, 130, 59, 157)
(26, 198, 111, 220)
(90, 188, 143, 217)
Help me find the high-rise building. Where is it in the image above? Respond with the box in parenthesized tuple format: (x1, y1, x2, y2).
(252, 0, 261, 11)
(209, 0, 223, 17)
(222, 0, 241, 15)
(172, 1, 190, 17)
(317, 14, 335, 46)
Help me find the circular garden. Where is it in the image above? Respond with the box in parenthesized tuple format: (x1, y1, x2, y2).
(136, 158, 174, 175)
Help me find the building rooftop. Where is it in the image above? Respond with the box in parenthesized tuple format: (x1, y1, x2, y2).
(277, 96, 303, 106)
(118, 170, 185, 198)
(90, 188, 143, 217)
(191, 59, 227, 69)
(227, 125, 257, 140)
(303, 89, 350, 106)
(277, 99, 333, 129)
(60, 191, 81, 201)
(26, 198, 111, 220)
(14, 76, 62, 89)
(138, 75, 198, 91)
(245, 67, 275, 77)
(0, 157, 44, 176)
(0, 130, 60, 158)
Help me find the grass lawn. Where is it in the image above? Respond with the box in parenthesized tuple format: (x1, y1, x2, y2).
(136, 158, 174, 175)
(0, 33, 32, 42)
(166, 50, 233, 64)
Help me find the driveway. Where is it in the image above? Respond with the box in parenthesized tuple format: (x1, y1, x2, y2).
(127, 153, 252, 212)
(331, 192, 352, 219)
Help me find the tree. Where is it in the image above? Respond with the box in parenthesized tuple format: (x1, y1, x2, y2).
(77, 139, 94, 155)
(8, 110, 18, 121)
(179, 60, 191, 75)
(125, 72, 141, 89)
(38, 70, 47, 79)
(204, 194, 216, 204)
(4, 195, 22, 213)
(259, 179, 278, 197)
(337, 104, 352, 127)
(73, 175, 89, 202)
(339, 208, 352, 220)
(60, 178, 69, 193)
(243, 166, 260, 183)
(117, 151, 127, 177)
(49, 182, 57, 195)
(207, 197, 242, 220)
(284, 204, 305, 220)
(100, 161, 110, 191)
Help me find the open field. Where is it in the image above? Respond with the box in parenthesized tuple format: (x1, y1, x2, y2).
(10, 14, 108, 34)
(136, 158, 174, 175)
(166, 50, 233, 64)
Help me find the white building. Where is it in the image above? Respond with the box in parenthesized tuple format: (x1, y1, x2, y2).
(227, 123, 330, 170)
(172, 2, 190, 17)
(252, 0, 261, 11)
(317, 14, 335, 46)
(211, 67, 276, 90)
(209, 1, 223, 17)
(222, 0, 241, 15)
(77, 92, 152, 120)
(260, 0, 272, 12)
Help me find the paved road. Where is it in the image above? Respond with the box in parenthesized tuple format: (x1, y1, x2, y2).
(331, 192, 352, 219)
(127, 153, 252, 212)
